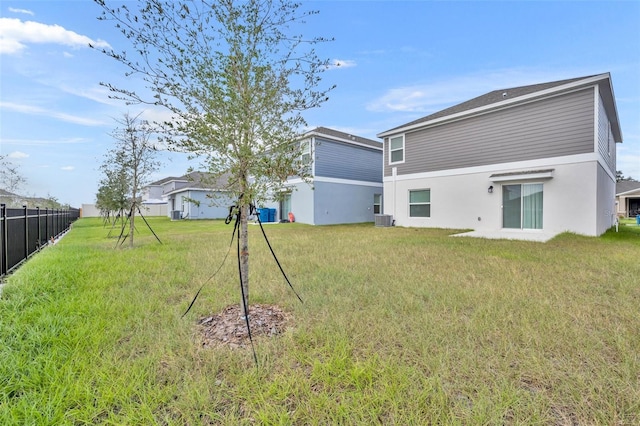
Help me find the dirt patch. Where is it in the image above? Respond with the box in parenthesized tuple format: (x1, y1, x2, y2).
(197, 304, 291, 349)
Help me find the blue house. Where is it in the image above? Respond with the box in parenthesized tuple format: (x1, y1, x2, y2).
(265, 127, 383, 225)
(142, 172, 233, 220)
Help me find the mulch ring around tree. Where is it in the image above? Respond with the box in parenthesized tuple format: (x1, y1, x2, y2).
(197, 304, 292, 349)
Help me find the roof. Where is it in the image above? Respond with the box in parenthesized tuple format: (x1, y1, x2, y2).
(378, 73, 622, 142)
(0, 189, 19, 197)
(162, 171, 234, 196)
(148, 176, 183, 186)
(616, 180, 640, 195)
(306, 126, 382, 150)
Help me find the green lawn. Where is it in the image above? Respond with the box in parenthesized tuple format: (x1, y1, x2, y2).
(1, 217, 638, 424)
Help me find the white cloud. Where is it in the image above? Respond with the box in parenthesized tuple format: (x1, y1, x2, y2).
(8, 151, 29, 159)
(8, 7, 34, 16)
(0, 18, 111, 55)
(61, 166, 75, 171)
(57, 83, 122, 106)
(0, 101, 108, 126)
(366, 68, 594, 114)
(326, 59, 357, 70)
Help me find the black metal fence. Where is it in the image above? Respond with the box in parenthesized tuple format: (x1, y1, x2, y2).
(0, 204, 80, 278)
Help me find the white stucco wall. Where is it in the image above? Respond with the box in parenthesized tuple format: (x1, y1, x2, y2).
(384, 156, 607, 236)
(81, 204, 101, 217)
(596, 163, 617, 234)
(288, 182, 315, 224)
(139, 204, 167, 216)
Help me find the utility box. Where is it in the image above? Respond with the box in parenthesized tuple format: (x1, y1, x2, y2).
(375, 214, 393, 227)
(171, 210, 181, 221)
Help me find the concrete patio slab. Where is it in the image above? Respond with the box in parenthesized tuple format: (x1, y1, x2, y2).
(451, 229, 559, 243)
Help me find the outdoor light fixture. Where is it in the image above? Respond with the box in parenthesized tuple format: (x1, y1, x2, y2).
(488, 185, 494, 194)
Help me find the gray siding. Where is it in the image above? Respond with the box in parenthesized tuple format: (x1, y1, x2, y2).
(315, 137, 382, 182)
(597, 94, 616, 173)
(171, 190, 231, 219)
(384, 88, 595, 177)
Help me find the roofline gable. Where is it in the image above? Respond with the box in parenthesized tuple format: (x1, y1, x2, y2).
(305, 127, 383, 150)
(617, 188, 640, 196)
(377, 73, 622, 142)
(163, 186, 230, 197)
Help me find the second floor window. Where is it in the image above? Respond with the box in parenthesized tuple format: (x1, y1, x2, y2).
(300, 139, 311, 164)
(389, 135, 404, 164)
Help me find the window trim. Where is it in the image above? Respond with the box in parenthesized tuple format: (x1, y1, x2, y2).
(300, 139, 311, 164)
(388, 134, 405, 165)
(373, 194, 382, 214)
(408, 188, 431, 218)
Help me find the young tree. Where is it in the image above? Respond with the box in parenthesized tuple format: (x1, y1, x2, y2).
(94, 0, 334, 314)
(100, 112, 160, 247)
(96, 163, 130, 224)
(0, 154, 27, 195)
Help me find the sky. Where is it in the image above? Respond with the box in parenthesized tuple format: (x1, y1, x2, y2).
(1, 0, 639, 208)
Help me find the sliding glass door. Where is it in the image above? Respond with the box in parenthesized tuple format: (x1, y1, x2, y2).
(279, 193, 291, 221)
(502, 183, 543, 230)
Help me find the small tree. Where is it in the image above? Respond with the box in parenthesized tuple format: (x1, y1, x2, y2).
(616, 170, 638, 183)
(0, 154, 27, 195)
(96, 163, 130, 224)
(94, 0, 333, 313)
(100, 112, 160, 247)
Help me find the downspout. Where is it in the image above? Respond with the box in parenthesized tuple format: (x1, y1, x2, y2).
(392, 166, 397, 222)
(311, 136, 315, 225)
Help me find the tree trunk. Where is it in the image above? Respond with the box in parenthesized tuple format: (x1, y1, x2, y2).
(120, 208, 126, 235)
(129, 186, 136, 248)
(239, 203, 250, 318)
(129, 202, 135, 248)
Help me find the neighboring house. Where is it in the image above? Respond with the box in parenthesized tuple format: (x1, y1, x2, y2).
(616, 180, 640, 218)
(141, 176, 178, 204)
(1, 189, 67, 209)
(140, 175, 178, 216)
(0, 189, 22, 208)
(140, 172, 232, 219)
(160, 172, 233, 220)
(377, 73, 622, 237)
(264, 127, 383, 225)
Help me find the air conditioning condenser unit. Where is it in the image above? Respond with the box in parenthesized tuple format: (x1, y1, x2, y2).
(374, 214, 393, 227)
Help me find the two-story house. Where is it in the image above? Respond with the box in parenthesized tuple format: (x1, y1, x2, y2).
(143, 172, 232, 219)
(265, 127, 383, 225)
(377, 73, 622, 238)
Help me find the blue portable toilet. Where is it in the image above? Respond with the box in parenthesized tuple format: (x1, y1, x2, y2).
(268, 208, 276, 223)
